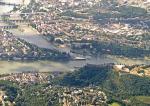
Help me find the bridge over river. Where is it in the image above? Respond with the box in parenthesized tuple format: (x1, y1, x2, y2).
(0, 19, 30, 29)
(0, 24, 18, 29)
(0, 19, 32, 23)
(0, 13, 35, 29)
(0, 1, 20, 6)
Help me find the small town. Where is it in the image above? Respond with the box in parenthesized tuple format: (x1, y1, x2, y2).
(0, 70, 108, 106)
(114, 64, 150, 77)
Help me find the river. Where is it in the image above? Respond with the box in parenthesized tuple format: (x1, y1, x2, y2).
(0, 55, 150, 74)
(0, 56, 116, 74)
(0, 0, 150, 74)
(0, 0, 31, 14)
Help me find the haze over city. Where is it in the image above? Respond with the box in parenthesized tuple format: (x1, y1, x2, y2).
(0, 0, 150, 106)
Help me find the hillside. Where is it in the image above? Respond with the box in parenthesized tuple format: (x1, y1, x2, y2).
(100, 0, 150, 10)
(55, 64, 150, 105)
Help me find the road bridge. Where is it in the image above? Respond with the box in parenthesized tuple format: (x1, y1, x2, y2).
(0, 1, 20, 6)
(0, 19, 32, 23)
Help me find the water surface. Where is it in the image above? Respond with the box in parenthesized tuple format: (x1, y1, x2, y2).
(0, 0, 150, 74)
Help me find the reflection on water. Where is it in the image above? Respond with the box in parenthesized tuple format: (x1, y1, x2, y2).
(0, 56, 150, 74)
(0, 57, 113, 74)
(0, 56, 116, 74)
(0, 60, 72, 74)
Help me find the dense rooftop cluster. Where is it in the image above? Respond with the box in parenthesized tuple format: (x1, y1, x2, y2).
(59, 87, 107, 105)
(0, 29, 32, 59)
(22, 0, 150, 53)
(0, 72, 52, 84)
(0, 29, 70, 60)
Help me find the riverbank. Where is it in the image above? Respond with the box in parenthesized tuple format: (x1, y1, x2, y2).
(0, 54, 150, 74)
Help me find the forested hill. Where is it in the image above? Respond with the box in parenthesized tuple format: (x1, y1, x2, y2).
(54, 64, 150, 105)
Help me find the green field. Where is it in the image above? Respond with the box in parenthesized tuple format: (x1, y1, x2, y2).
(135, 96, 150, 104)
(109, 102, 121, 106)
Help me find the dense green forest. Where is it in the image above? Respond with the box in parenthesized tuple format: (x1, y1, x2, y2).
(71, 41, 150, 58)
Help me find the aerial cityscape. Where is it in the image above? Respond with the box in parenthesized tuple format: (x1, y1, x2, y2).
(0, 0, 150, 106)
